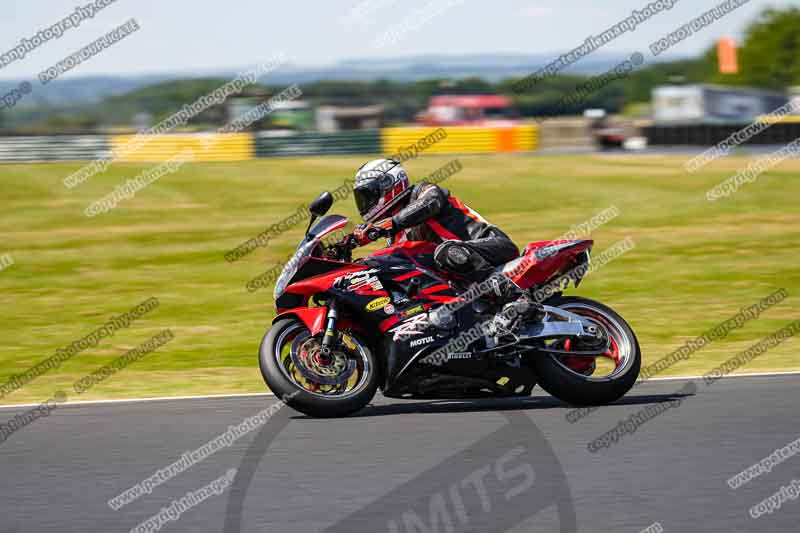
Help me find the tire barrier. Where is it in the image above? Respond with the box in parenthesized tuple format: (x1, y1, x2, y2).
(109, 133, 253, 162)
(382, 125, 538, 155)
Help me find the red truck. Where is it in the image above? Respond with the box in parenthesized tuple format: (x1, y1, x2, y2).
(417, 95, 519, 127)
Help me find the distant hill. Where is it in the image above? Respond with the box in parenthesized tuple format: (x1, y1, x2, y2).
(0, 75, 174, 108)
(0, 52, 650, 108)
(281, 52, 638, 83)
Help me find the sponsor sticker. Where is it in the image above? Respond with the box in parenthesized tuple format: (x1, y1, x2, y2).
(410, 336, 435, 348)
(383, 304, 395, 314)
(392, 314, 430, 340)
(400, 305, 424, 318)
(343, 268, 384, 292)
(366, 297, 391, 312)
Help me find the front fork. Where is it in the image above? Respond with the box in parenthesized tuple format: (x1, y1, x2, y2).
(320, 300, 339, 356)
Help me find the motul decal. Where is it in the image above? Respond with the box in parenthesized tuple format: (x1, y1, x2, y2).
(409, 336, 434, 348)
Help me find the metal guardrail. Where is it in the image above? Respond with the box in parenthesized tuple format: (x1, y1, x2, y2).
(254, 130, 381, 157)
(0, 135, 109, 161)
(645, 123, 800, 146)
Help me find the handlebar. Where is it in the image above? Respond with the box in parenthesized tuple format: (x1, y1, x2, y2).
(323, 233, 359, 261)
(323, 227, 384, 261)
(340, 233, 359, 249)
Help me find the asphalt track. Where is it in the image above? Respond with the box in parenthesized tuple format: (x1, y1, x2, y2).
(1, 375, 799, 533)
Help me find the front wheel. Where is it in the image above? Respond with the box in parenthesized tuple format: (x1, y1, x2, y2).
(259, 318, 379, 418)
(530, 296, 641, 406)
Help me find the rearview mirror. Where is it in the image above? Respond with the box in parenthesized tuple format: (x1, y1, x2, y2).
(310, 192, 333, 218)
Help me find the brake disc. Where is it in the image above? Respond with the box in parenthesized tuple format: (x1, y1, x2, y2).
(290, 335, 356, 386)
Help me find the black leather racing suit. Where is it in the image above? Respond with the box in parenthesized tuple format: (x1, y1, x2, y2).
(389, 182, 519, 280)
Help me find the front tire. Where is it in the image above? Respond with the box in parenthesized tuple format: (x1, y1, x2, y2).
(531, 296, 640, 406)
(259, 318, 379, 418)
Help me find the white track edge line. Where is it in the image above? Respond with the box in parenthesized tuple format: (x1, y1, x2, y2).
(643, 370, 800, 382)
(1, 369, 800, 410)
(0, 391, 275, 410)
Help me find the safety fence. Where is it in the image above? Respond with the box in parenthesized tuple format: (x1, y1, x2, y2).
(0, 125, 539, 163)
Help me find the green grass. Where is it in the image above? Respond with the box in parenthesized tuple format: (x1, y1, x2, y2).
(0, 153, 798, 404)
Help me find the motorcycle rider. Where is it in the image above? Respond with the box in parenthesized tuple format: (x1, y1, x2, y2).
(351, 158, 519, 283)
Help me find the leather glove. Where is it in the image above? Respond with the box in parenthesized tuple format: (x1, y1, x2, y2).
(353, 219, 393, 246)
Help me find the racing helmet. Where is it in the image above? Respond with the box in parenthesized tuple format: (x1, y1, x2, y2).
(353, 158, 411, 222)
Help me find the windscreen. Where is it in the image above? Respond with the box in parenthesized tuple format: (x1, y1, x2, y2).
(273, 215, 349, 300)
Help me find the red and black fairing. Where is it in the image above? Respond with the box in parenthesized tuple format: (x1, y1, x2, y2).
(359, 241, 476, 390)
(273, 218, 458, 334)
(363, 240, 464, 331)
(276, 245, 460, 333)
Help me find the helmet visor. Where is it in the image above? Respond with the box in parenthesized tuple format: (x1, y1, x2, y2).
(353, 181, 382, 217)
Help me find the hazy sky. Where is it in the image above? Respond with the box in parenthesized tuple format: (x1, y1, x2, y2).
(0, 0, 798, 80)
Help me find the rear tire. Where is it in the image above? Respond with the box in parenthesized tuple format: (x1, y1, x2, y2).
(259, 318, 379, 418)
(531, 296, 640, 406)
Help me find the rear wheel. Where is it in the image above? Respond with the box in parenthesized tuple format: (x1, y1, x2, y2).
(259, 318, 378, 417)
(531, 296, 640, 406)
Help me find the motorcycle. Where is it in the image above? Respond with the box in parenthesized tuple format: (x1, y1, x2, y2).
(259, 192, 641, 417)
